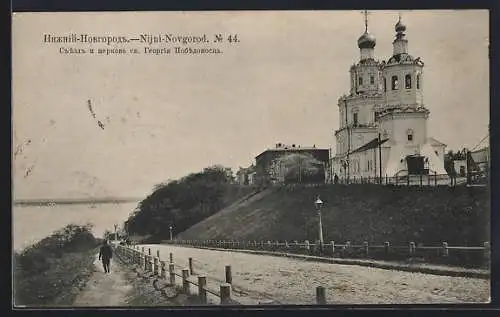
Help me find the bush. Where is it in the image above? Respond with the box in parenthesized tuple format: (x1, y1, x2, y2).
(13, 223, 99, 306)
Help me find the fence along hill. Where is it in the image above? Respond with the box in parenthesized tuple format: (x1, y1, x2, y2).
(175, 184, 489, 247)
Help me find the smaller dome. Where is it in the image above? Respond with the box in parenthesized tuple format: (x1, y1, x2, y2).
(357, 31, 376, 49)
(395, 20, 406, 33)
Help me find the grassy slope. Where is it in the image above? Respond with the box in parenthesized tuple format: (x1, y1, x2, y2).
(177, 185, 490, 246)
(13, 226, 99, 307)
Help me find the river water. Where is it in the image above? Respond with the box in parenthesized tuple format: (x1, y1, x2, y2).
(12, 202, 138, 251)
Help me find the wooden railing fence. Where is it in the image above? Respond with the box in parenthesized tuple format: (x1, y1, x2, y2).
(112, 244, 331, 304)
(164, 239, 490, 268)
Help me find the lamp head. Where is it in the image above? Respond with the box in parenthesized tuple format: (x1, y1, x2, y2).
(314, 196, 323, 209)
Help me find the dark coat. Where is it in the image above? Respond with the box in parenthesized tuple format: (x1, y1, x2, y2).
(99, 244, 113, 260)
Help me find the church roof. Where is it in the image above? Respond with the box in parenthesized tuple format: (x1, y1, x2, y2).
(383, 53, 424, 67)
(350, 137, 389, 154)
(427, 137, 447, 147)
(377, 105, 430, 117)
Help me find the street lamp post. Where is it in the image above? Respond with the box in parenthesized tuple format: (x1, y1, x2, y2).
(169, 226, 173, 241)
(314, 196, 324, 253)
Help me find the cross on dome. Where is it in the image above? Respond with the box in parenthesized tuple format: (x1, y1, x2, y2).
(357, 10, 376, 49)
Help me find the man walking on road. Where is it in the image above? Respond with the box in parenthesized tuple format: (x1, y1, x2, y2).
(99, 240, 113, 273)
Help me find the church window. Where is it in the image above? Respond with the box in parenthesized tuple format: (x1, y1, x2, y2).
(405, 74, 412, 89)
(359, 76, 363, 86)
(383, 78, 387, 92)
(353, 113, 358, 126)
(416, 74, 420, 89)
(370, 76, 375, 84)
(407, 129, 414, 142)
(391, 75, 399, 90)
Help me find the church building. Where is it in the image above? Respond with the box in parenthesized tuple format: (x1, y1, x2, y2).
(332, 13, 447, 182)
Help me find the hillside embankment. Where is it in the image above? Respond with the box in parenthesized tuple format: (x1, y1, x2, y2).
(177, 184, 490, 246)
(13, 224, 100, 307)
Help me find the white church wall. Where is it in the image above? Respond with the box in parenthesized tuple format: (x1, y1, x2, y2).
(378, 117, 395, 139)
(352, 65, 381, 94)
(382, 64, 424, 105)
(389, 114, 427, 145)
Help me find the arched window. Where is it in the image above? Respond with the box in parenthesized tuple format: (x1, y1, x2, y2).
(416, 74, 420, 89)
(353, 112, 359, 126)
(391, 75, 399, 90)
(407, 129, 414, 142)
(383, 78, 387, 92)
(405, 74, 412, 89)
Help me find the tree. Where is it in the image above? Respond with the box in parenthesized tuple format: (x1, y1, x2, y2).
(273, 153, 325, 184)
(103, 229, 113, 241)
(124, 165, 235, 239)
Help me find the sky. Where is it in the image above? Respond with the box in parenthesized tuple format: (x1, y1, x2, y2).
(12, 10, 489, 199)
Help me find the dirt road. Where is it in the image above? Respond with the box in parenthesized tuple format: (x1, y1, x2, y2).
(73, 253, 133, 306)
(140, 244, 490, 305)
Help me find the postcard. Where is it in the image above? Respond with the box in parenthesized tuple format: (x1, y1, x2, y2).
(12, 10, 490, 307)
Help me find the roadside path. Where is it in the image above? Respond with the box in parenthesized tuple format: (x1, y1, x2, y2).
(140, 244, 490, 305)
(73, 253, 133, 306)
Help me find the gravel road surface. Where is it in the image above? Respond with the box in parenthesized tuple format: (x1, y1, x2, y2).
(139, 244, 489, 305)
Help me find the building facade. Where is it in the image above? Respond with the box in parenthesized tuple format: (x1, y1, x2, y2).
(255, 143, 330, 185)
(236, 165, 256, 186)
(332, 15, 447, 181)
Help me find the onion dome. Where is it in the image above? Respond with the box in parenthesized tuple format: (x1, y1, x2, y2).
(357, 31, 376, 49)
(395, 20, 406, 33)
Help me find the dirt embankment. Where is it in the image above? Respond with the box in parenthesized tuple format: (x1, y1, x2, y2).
(178, 185, 489, 246)
(13, 224, 99, 307)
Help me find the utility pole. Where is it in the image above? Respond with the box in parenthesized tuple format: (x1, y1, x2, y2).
(329, 148, 334, 184)
(345, 99, 350, 183)
(466, 148, 472, 185)
(378, 133, 383, 184)
(114, 224, 118, 241)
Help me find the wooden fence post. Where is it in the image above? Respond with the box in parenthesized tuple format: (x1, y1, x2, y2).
(434, 171, 437, 186)
(344, 241, 351, 257)
(169, 252, 173, 264)
(442, 242, 449, 257)
(409, 242, 416, 256)
(316, 286, 326, 304)
(160, 261, 166, 278)
(169, 263, 175, 285)
(182, 269, 190, 294)
(189, 257, 194, 275)
(363, 241, 369, 257)
(305, 240, 310, 252)
(384, 241, 390, 255)
(220, 283, 231, 305)
(483, 242, 490, 267)
(330, 241, 335, 256)
(153, 256, 158, 275)
(198, 276, 207, 304)
(225, 265, 232, 284)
